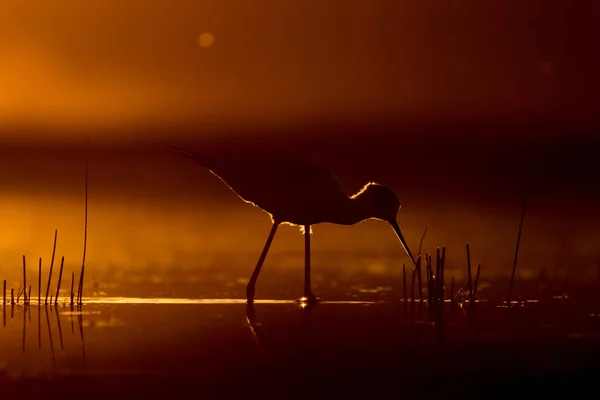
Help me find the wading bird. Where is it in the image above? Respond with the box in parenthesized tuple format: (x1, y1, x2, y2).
(161, 145, 416, 304)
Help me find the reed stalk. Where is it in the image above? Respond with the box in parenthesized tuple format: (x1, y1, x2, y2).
(440, 246, 446, 301)
(70, 272, 75, 306)
(38, 257, 42, 305)
(403, 264, 407, 302)
(507, 194, 528, 304)
(78, 138, 90, 306)
(428, 270, 434, 304)
(410, 266, 416, 302)
(45, 230, 58, 304)
(22, 255, 27, 304)
(435, 247, 441, 302)
(16, 284, 23, 303)
(417, 256, 423, 301)
(418, 227, 428, 257)
(466, 244, 473, 302)
(77, 265, 85, 305)
(474, 262, 481, 301)
(55, 256, 65, 305)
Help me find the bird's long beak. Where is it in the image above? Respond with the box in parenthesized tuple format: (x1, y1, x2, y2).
(389, 219, 416, 266)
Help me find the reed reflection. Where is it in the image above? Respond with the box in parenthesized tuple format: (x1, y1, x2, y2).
(1, 304, 86, 370)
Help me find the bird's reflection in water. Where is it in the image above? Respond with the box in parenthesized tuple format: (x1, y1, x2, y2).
(246, 300, 319, 358)
(246, 303, 263, 355)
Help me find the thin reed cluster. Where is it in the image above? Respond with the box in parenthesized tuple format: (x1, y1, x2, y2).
(401, 243, 483, 306)
(1, 230, 86, 309)
(3, 140, 90, 309)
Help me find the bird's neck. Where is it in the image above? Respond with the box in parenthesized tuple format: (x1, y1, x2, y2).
(333, 197, 375, 225)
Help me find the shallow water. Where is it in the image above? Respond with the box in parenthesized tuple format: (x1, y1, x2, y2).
(1, 296, 600, 398)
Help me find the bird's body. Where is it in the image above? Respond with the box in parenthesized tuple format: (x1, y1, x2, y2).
(186, 152, 354, 226)
(161, 145, 416, 303)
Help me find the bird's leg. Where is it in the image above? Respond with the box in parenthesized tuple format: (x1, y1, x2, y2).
(302, 225, 319, 304)
(246, 223, 279, 303)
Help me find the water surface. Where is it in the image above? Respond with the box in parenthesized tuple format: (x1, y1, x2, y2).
(1, 296, 600, 398)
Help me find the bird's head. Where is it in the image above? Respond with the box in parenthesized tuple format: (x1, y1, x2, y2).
(352, 183, 416, 265)
(353, 183, 401, 221)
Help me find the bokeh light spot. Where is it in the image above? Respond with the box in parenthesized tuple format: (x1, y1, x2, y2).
(198, 32, 215, 48)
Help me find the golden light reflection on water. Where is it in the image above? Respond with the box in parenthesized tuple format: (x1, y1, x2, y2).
(357, 286, 392, 293)
(83, 297, 376, 305)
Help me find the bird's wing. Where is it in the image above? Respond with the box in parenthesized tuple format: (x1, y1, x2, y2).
(161, 145, 350, 213)
(227, 158, 351, 219)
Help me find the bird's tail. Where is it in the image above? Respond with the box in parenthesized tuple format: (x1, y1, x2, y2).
(157, 143, 214, 169)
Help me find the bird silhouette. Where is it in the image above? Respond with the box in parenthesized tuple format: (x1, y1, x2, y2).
(161, 144, 416, 304)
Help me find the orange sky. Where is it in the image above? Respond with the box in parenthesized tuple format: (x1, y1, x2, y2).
(1, 0, 598, 135)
